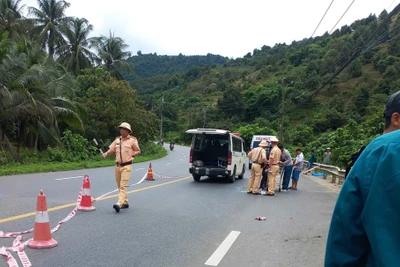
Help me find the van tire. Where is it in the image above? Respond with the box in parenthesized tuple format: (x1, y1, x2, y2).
(249, 163, 252, 170)
(228, 166, 236, 183)
(238, 165, 245, 179)
(193, 175, 201, 182)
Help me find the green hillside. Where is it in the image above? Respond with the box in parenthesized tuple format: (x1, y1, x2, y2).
(128, 8, 400, 168)
(123, 53, 228, 95)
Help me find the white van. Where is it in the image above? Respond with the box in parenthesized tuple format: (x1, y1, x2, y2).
(185, 128, 247, 183)
(248, 135, 277, 169)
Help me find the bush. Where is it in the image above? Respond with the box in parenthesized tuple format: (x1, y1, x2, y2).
(61, 130, 97, 161)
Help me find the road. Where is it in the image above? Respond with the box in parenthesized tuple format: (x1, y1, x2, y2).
(0, 145, 339, 267)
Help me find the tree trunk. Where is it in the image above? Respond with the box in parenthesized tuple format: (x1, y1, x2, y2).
(3, 132, 22, 163)
(34, 134, 39, 152)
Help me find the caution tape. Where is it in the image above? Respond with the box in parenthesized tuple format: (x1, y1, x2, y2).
(153, 172, 172, 179)
(0, 188, 83, 267)
(0, 170, 168, 267)
(93, 171, 148, 201)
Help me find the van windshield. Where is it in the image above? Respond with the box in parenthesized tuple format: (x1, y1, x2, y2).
(252, 141, 260, 148)
(193, 134, 229, 150)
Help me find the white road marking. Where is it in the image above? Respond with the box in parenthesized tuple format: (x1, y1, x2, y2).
(205, 231, 241, 266)
(166, 163, 171, 165)
(55, 176, 83, 181)
(134, 168, 144, 171)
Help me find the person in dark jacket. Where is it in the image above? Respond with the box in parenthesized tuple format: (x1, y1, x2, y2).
(325, 90, 400, 266)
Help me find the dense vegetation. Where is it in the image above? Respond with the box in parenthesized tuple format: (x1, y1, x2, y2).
(124, 7, 400, 168)
(0, 0, 162, 166)
(1, 0, 399, 171)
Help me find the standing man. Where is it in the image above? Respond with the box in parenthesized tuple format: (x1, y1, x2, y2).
(290, 148, 304, 190)
(103, 122, 141, 212)
(247, 140, 268, 195)
(323, 148, 331, 164)
(278, 143, 293, 192)
(266, 137, 281, 196)
(304, 150, 317, 175)
(325, 90, 400, 266)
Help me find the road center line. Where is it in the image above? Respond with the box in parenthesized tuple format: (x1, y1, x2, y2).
(205, 231, 241, 266)
(0, 176, 191, 224)
(55, 176, 83, 181)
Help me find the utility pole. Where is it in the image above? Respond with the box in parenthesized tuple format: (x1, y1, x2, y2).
(280, 79, 294, 142)
(160, 94, 164, 145)
(202, 106, 208, 128)
(280, 77, 285, 142)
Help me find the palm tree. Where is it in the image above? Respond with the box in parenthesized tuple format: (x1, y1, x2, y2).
(57, 17, 97, 75)
(0, 39, 84, 160)
(28, 0, 71, 57)
(0, 0, 29, 39)
(90, 30, 133, 79)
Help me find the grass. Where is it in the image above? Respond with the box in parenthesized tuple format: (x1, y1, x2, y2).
(0, 144, 167, 176)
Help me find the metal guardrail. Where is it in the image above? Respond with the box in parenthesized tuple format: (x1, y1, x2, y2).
(303, 161, 346, 185)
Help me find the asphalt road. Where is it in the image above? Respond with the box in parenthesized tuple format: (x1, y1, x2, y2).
(0, 145, 339, 267)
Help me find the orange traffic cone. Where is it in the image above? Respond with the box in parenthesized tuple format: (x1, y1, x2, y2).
(146, 163, 155, 181)
(28, 190, 58, 249)
(78, 175, 96, 211)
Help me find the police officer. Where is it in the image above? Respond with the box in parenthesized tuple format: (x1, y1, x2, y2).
(103, 122, 141, 212)
(247, 140, 268, 195)
(266, 136, 281, 196)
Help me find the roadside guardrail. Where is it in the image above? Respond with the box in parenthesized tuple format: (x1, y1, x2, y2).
(303, 161, 346, 185)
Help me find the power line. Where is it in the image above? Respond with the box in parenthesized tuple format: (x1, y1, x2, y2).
(329, 0, 357, 34)
(311, 0, 335, 38)
(387, 0, 397, 11)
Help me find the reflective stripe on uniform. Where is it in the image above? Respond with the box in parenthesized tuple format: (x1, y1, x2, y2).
(35, 211, 49, 223)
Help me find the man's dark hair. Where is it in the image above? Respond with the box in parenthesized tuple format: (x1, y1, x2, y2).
(296, 148, 302, 152)
(383, 90, 400, 129)
(277, 143, 284, 149)
(384, 116, 391, 130)
(311, 149, 314, 153)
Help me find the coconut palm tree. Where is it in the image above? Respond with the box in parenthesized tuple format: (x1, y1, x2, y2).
(57, 17, 97, 75)
(90, 30, 133, 79)
(0, 0, 26, 39)
(28, 0, 71, 57)
(0, 39, 84, 160)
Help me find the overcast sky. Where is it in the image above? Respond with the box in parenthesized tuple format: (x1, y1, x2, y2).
(23, 0, 399, 58)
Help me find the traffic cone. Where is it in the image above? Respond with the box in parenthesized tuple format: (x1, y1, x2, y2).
(28, 190, 58, 249)
(146, 163, 155, 181)
(78, 175, 96, 211)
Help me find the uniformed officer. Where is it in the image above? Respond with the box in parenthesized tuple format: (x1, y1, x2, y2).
(247, 140, 268, 195)
(266, 136, 281, 196)
(103, 122, 141, 212)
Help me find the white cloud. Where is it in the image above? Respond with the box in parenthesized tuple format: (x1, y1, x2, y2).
(23, 0, 399, 58)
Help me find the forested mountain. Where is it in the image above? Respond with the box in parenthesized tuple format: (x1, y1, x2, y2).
(123, 53, 228, 94)
(128, 7, 400, 168)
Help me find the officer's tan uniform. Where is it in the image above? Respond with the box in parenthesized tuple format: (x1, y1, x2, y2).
(247, 143, 267, 194)
(105, 123, 140, 208)
(267, 144, 281, 195)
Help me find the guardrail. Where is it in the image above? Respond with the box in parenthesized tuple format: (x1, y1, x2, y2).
(303, 161, 346, 185)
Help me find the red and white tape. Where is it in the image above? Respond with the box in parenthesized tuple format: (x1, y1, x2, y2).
(0, 188, 83, 267)
(0, 170, 168, 267)
(94, 171, 148, 201)
(153, 172, 172, 179)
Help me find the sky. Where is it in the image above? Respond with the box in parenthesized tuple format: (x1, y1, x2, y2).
(23, 0, 399, 58)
